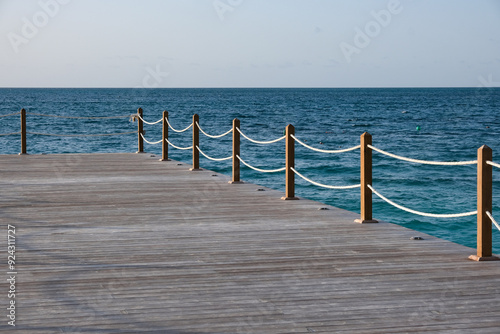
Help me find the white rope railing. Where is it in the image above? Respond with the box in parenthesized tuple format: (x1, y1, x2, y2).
(0, 112, 22, 118)
(368, 145, 477, 166)
(165, 138, 193, 151)
(237, 155, 286, 173)
(291, 135, 360, 154)
(236, 128, 286, 145)
(26, 131, 136, 137)
(368, 184, 477, 218)
(26, 112, 131, 119)
(0, 132, 21, 137)
(487, 161, 500, 169)
(136, 114, 163, 125)
(195, 122, 233, 139)
(196, 146, 232, 162)
(140, 133, 162, 145)
(291, 167, 360, 190)
(486, 211, 500, 232)
(165, 117, 193, 133)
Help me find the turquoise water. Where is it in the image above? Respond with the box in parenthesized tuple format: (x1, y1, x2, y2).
(1, 88, 499, 252)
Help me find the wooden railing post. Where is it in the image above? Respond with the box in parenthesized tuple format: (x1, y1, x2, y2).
(20, 109, 27, 155)
(281, 124, 298, 200)
(137, 108, 144, 153)
(355, 132, 378, 223)
(469, 145, 499, 261)
(229, 118, 241, 183)
(160, 110, 169, 161)
(190, 114, 200, 171)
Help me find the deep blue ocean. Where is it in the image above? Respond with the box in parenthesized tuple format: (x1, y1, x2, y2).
(1, 88, 499, 253)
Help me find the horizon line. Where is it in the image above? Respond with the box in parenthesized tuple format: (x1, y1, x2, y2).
(0, 86, 497, 89)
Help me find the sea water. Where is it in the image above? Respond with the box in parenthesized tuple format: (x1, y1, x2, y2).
(1, 87, 499, 252)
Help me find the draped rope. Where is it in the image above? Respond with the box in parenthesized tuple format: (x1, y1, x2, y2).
(236, 128, 286, 145)
(291, 167, 360, 190)
(291, 135, 360, 154)
(196, 146, 232, 162)
(368, 145, 477, 166)
(368, 184, 477, 218)
(486, 211, 500, 232)
(26, 131, 136, 137)
(0, 112, 22, 118)
(195, 122, 233, 139)
(0, 132, 21, 137)
(237, 155, 286, 173)
(140, 133, 162, 145)
(136, 114, 163, 125)
(487, 160, 500, 169)
(165, 138, 193, 150)
(26, 112, 131, 119)
(165, 117, 193, 133)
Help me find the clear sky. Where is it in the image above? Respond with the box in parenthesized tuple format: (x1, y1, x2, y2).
(1, 0, 499, 88)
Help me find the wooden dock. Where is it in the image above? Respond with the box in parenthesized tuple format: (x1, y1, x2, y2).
(2, 153, 500, 333)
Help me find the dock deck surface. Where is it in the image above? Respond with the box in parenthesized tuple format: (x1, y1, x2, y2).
(1, 153, 500, 333)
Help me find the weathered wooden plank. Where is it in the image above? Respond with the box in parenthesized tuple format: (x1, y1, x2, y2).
(1, 153, 500, 333)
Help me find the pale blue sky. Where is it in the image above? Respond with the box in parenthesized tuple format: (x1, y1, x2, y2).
(1, 0, 499, 87)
